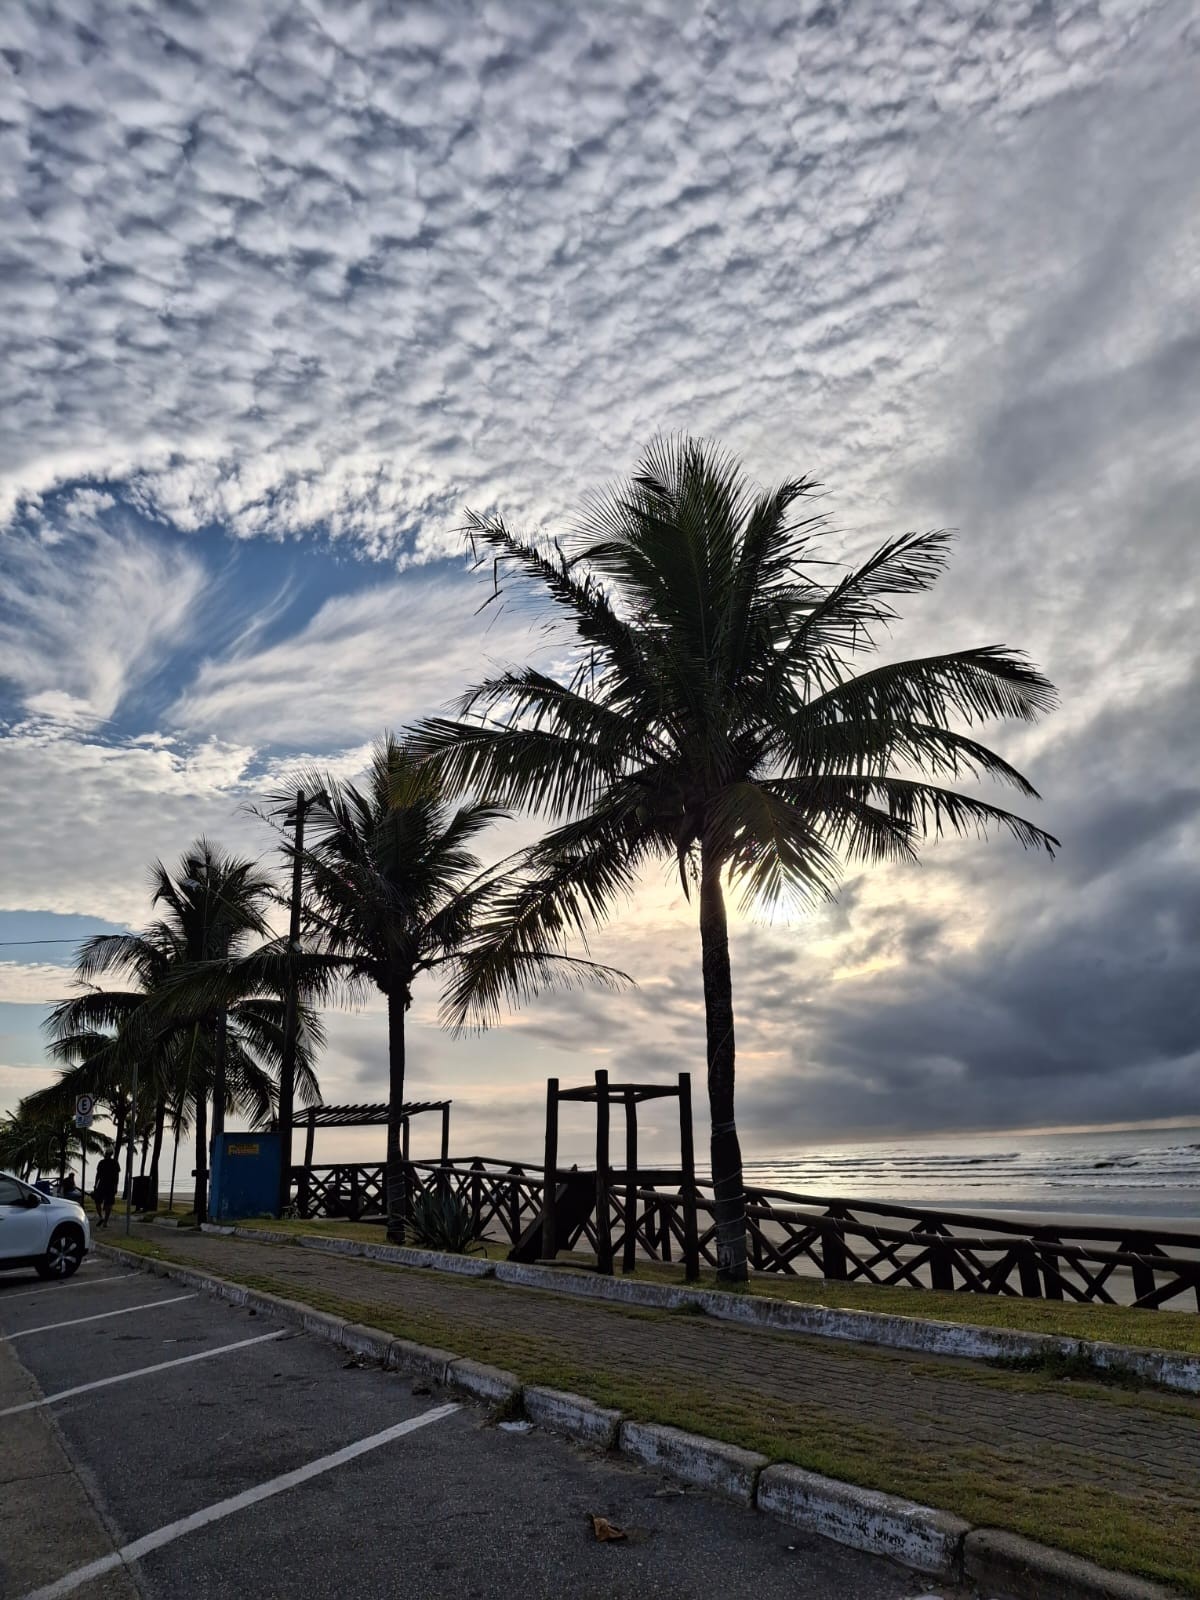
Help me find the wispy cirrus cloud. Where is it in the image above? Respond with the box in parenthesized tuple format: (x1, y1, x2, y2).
(0, 499, 206, 726)
(170, 567, 554, 748)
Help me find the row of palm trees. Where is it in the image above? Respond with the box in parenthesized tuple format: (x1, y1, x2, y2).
(13, 843, 323, 1217)
(14, 438, 1059, 1279)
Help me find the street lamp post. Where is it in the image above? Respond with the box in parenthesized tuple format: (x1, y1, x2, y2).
(123, 1059, 139, 1237)
(277, 787, 321, 1217)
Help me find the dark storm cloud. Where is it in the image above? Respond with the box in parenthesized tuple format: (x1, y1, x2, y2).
(741, 879, 1200, 1140)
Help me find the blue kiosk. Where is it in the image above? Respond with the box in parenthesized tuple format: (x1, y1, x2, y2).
(210, 1131, 283, 1222)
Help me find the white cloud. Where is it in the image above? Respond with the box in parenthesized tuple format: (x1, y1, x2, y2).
(0, 513, 206, 725)
(170, 568, 556, 747)
(2, 0, 1191, 560)
(0, 962, 78, 1004)
(0, 729, 261, 924)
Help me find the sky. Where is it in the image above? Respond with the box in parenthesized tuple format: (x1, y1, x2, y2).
(1, 0, 1198, 1167)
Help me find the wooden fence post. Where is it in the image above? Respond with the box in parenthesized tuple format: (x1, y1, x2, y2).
(440, 1104, 451, 1166)
(821, 1214, 847, 1281)
(398, 1117, 412, 1229)
(1017, 1241, 1042, 1298)
(469, 1158, 484, 1235)
(507, 1166, 522, 1249)
(298, 1109, 317, 1217)
(595, 1069, 614, 1275)
(930, 1238, 955, 1291)
(678, 1072, 700, 1282)
(541, 1078, 559, 1260)
(623, 1089, 638, 1274)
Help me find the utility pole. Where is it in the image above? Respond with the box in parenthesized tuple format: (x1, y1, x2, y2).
(277, 787, 308, 1217)
(123, 1059, 139, 1237)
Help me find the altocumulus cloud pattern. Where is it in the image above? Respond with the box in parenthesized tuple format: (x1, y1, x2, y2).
(1, 0, 1191, 552)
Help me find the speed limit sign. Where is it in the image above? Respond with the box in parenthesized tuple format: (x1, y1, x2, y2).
(75, 1093, 95, 1127)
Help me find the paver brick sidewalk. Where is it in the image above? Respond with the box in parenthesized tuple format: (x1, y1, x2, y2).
(127, 1226, 1200, 1593)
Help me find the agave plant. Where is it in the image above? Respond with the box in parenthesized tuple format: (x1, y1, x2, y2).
(407, 1186, 485, 1255)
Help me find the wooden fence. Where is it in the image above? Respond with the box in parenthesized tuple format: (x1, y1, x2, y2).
(288, 1156, 1200, 1311)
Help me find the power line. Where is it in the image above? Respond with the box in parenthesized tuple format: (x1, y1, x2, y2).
(0, 937, 104, 947)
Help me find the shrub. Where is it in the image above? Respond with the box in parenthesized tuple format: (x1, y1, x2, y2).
(408, 1188, 484, 1255)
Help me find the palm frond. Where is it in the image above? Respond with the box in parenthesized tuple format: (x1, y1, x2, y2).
(708, 781, 844, 911)
(803, 646, 1058, 728)
(767, 775, 1059, 856)
(774, 717, 1042, 796)
(409, 717, 616, 817)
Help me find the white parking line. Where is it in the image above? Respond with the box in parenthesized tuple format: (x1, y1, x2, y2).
(6, 1293, 198, 1340)
(0, 1274, 133, 1304)
(19, 1402, 460, 1600)
(0, 1329, 287, 1416)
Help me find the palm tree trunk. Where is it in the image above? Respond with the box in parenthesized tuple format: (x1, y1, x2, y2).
(192, 1080, 208, 1221)
(148, 1095, 167, 1209)
(699, 847, 748, 1284)
(168, 1103, 182, 1212)
(385, 986, 407, 1244)
(211, 1013, 227, 1141)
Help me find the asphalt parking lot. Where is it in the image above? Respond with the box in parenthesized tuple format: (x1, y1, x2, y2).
(1, 1253, 959, 1600)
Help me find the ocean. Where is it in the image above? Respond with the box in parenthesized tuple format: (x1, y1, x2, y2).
(737, 1125, 1200, 1223)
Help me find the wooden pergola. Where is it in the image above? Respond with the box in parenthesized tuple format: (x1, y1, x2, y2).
(296, 1099, 452, 1170)
(542, 1069, 699, 1279)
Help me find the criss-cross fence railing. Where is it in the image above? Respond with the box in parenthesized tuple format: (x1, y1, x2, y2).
(289, 1157, 1200, 1310)
(295, 1162, 386, 1220)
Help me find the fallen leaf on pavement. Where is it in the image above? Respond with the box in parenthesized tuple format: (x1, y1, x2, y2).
(589, 1515, 626, 1542)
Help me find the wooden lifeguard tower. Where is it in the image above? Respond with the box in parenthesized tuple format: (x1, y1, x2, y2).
(518, 1069, 700, 1280)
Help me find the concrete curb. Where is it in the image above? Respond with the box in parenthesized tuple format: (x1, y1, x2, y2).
(757, 1463, 970, 1578)
(445, 1358, 521, 1406)
(963, 1530, 1175, 1600)
(386, 1338, 457, 1383)
(96, 1241, 1180, 1600)
(212, 1225, 497, 1279)
(523, 1386, 621, 1448)
(619, 1421, 768, 1507)
(219, 1226, 1200, 1397)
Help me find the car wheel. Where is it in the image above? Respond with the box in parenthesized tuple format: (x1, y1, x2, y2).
(36, 1224, 85, 1279)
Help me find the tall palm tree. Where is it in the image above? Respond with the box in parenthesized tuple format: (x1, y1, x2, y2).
(45, 840, 321, 1218)
(412, 436, 1059, 1281)
(278, 735, 619, 1243)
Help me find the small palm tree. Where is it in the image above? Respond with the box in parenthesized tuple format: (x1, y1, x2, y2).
(412, 437, 1059, 1281)
(0, 1105, 104, 1183)
(277, 734, 619, 1243)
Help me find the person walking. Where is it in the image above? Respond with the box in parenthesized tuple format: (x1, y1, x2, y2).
(93, 1147, 120, 1229)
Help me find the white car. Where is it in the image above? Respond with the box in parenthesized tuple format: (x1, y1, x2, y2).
(0, 1170, 91, 1279)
